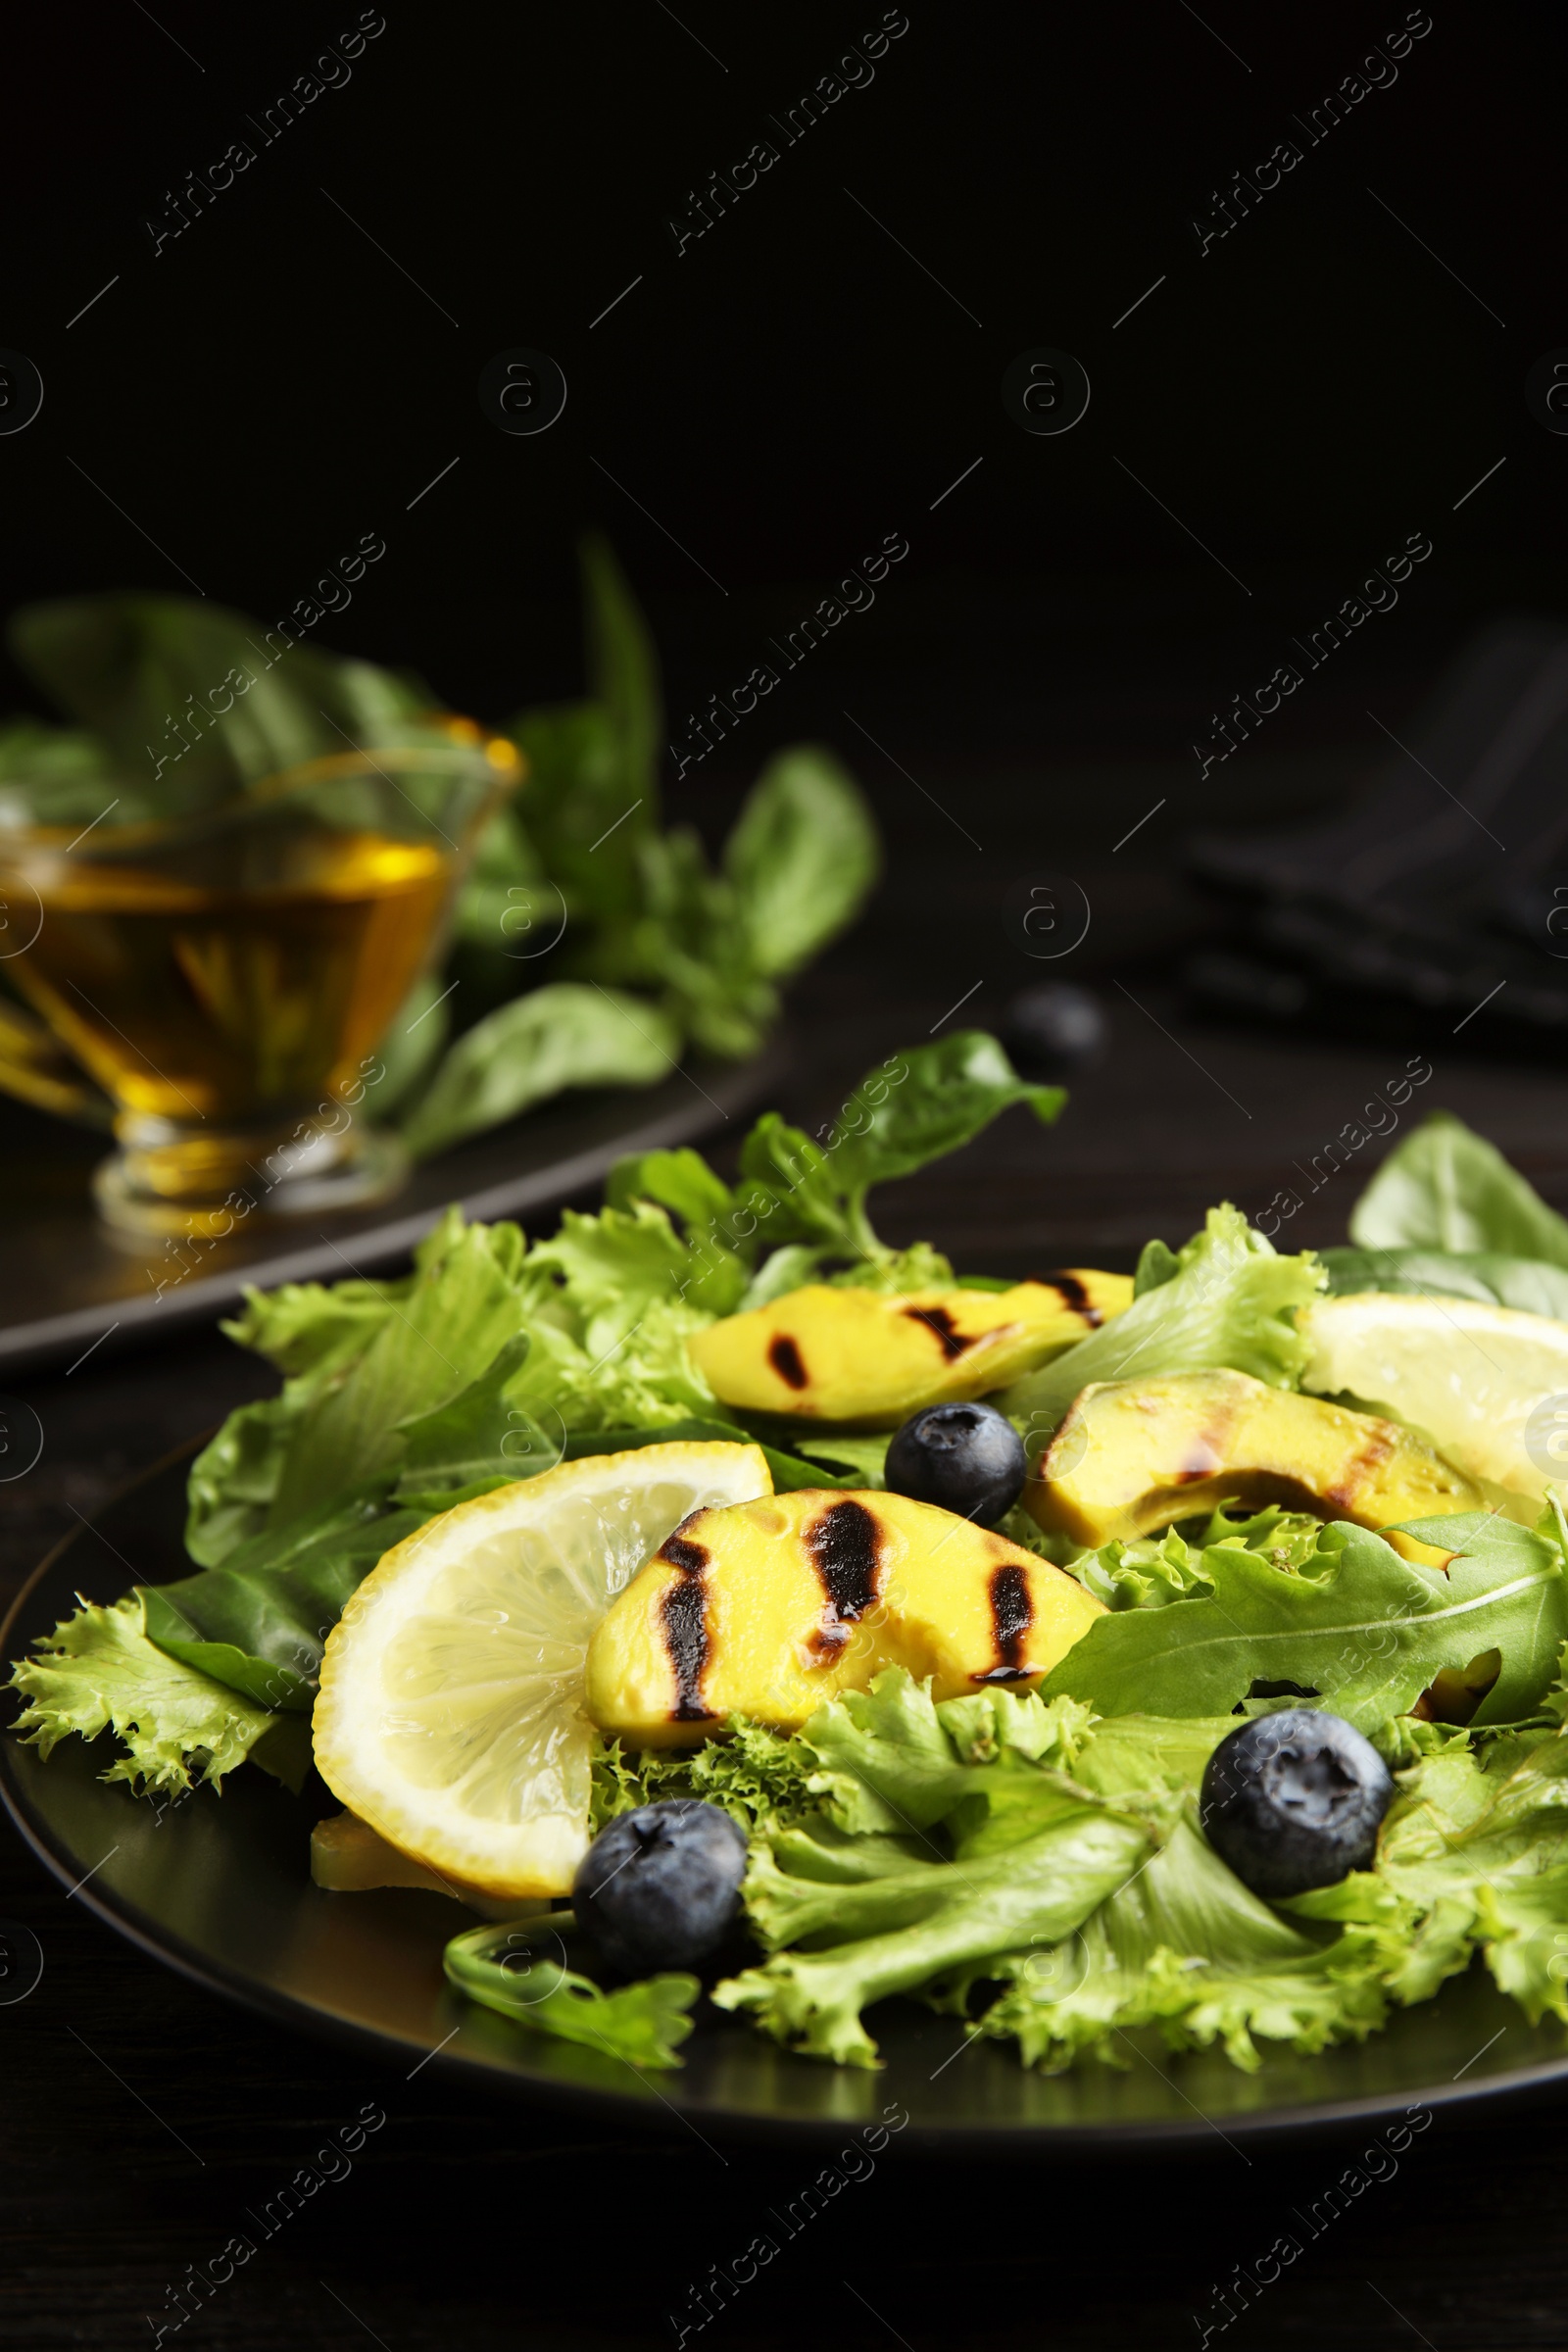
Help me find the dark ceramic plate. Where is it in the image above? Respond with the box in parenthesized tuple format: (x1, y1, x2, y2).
(0, 1038, 787, 1376)
(6, 1450, 1568, 2154)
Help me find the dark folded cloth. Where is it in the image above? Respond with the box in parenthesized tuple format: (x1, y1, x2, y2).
(1185, 621, 1568, 1041)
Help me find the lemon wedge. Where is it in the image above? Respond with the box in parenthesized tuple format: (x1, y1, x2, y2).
(1301, 1292, 1568, 1509)
(313, 1442, 772, 1900)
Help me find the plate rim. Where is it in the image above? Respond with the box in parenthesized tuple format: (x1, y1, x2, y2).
(9, 1452, 1568, 2154)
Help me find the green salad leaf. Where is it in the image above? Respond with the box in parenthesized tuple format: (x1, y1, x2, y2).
(1045, 1510, 1568, 1733)
(999, 1205, 1324, 1441)
(1350, 1111, 1568, 1266)
(1295, 1726, 1568, 2027)
(977, 1814, 1389, 2075)
(443, 1917, 697, 2068)
(8, 1595, 294, 1794)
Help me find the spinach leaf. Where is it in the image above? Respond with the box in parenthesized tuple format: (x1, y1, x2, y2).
(140, 1491, 426, 1709)
(1350, 1112, 1568, 1266)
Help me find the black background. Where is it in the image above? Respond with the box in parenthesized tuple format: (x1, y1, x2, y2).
(2, 0, 1558, 832)
(6, 4, 1568, 2346)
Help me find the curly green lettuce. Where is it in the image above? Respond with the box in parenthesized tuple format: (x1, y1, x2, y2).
(9, 1595, 305, 1796)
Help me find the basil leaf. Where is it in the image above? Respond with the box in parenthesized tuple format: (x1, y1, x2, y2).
(605, 1146, 734, 1230)
(10, 593, 431, 816)
(723, 744, 879, 979)
(583, 532, 661, 814)
(827, 1031, 1064, 1205)
(1350, 1111, 1568, 1266)
(402, 983, 679, 1160)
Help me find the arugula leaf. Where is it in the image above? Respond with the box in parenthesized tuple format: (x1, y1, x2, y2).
(1319, 1245, 1568, 1320)
(1001, 1205, 1324, 1441)
(391, 1335, 556, 1504)
(401, 984, 679, 1160)
(8, 1595, 284, 1794)
(1045, 1511, 1568, 1732)
(1350, 1111, 1568, 1265)
(723, 746, 880, 979)
(443, 1917, 697, 2068)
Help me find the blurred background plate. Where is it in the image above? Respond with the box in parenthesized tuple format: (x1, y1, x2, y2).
(0, 1038, 787, 1377)
(7, 1444, 1568, 2154)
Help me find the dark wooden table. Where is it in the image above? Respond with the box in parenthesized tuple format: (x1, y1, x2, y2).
(7, 831, 1568, 2352)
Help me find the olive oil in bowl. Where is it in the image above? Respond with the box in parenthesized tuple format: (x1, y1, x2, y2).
(0, 734, 519, 1235)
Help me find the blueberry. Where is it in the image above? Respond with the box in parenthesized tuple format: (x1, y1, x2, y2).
(1003, 983, 1107, 1077)
(885, 1401, 1028, 1528)
(1200, 1709, 1395, 1901)
(573, 1800, 748, 1977)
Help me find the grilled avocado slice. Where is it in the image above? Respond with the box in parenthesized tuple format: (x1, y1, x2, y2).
(583, 1487, 1103, 1746)
(1023, 1367, 1486, 1569)
(687, 1273, 1133, 1428)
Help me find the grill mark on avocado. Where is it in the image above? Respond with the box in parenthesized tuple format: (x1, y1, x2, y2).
(768, 1333, 808, 1390)
(657, 1518, 715, 1721)
(805, 1497, 882, 1661)
(1029, 1271, 1102, 1327)
(1324, 1421, 1397, 1509)
(1173, 1396, 1247, 1484)
(973, 1561, 1035, 1683)
(902, 1303, 977, 1361)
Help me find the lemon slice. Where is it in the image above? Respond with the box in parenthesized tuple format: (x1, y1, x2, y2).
(313, 1442, 772, 1900)
(1301, 1293, 1568, 1508)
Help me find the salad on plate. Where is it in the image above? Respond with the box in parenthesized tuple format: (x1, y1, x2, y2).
(18, 1033, 1568, 2078)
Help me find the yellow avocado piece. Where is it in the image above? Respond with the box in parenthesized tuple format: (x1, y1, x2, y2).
(1023, 1368, 1486, 1570)
(583, 1487, 1104, 1747)
(687, 1273, 1134, 1428)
